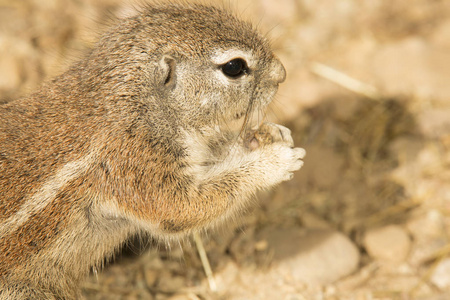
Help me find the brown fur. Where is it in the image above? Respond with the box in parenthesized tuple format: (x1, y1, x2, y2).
(0, 2, 304, 299)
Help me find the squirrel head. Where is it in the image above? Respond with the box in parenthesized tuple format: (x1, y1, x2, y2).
(82, 3, 286, 133)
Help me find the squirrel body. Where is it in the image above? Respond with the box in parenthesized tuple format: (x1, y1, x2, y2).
(0, 3, 304, 298)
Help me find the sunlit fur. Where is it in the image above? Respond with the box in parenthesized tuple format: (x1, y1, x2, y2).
(0, 2, 303, 299)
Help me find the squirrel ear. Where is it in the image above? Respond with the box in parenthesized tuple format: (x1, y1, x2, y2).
(158, 55, 176, 89)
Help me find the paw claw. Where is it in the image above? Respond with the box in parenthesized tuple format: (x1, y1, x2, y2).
(282, 173, 294, 182)
(294, 147, 306, 159)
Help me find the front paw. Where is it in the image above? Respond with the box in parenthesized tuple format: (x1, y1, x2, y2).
(246, 123, 306, 185)
(245, 122, 294, 150)
(270, 144, 306, 182)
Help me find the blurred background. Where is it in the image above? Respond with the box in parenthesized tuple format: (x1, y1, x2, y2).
(1, 0, 450, 299)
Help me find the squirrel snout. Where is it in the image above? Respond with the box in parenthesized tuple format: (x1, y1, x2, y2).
(269, 58, 286, 85)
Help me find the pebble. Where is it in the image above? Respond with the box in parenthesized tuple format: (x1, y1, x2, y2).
(261, 227, 360, 285)
(431, 258, 450, 290)
(363, 225, 411, 263)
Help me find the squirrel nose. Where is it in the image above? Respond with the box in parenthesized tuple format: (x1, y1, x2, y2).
(270, 58, 286, 85)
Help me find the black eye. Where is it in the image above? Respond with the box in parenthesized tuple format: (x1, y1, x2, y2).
(221, 58, 248, 78)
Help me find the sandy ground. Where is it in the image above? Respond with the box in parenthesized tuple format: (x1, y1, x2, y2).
(1, 0, 450, 299)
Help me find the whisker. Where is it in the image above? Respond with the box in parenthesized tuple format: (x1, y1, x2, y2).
(266, 98, 287, 123)
(238, 99, 253, 139)
(258, 103, 264, 127)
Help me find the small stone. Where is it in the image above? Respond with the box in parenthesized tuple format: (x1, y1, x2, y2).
(363, 225, 411, 263)
(261, 227, 360, 285)
(431, 258, 450, 290)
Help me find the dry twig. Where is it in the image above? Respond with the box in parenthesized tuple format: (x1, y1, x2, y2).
(310, 62, 382, 100)
(193, 232, 217, 292)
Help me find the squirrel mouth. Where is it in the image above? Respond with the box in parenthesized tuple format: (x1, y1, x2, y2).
(229, 105, 268, 139)
(219, 100, 266, 137)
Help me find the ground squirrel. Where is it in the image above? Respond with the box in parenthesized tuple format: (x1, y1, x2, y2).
(0, 2, 305, 299)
